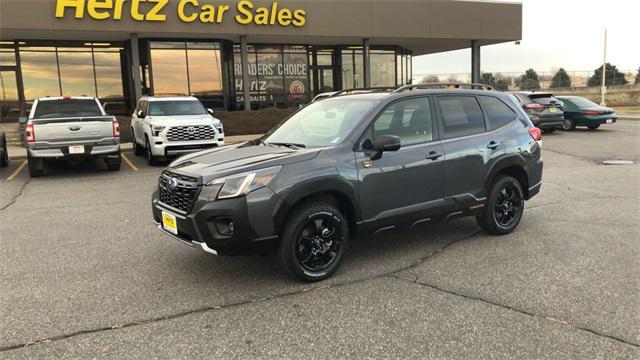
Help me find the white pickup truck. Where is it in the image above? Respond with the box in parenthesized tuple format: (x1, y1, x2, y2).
(24, 96, 121, 177)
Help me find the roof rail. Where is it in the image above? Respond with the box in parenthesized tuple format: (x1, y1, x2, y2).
(393, 82, 494, 93)
(329, 87, 397, 98)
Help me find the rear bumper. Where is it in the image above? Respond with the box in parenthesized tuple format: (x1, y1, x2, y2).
(574, 115, 617, 126)
(531, 116, 565, 129)
(27, 142, 120, 158)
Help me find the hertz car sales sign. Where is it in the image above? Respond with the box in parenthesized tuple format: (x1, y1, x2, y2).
(55, 0, 307, 27)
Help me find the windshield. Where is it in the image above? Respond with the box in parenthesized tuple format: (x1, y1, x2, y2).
(562, 97, 599, 108)
(148, 100, 207, 116)
(263, 99, 378, 148)
(34, 99, 103, 119)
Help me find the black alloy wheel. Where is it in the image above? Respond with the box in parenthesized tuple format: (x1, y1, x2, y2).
(477, 175, 525, 235)
(296, 216, 343, 273)
(492, 182, 523, 229)
(279, 202, 349, 282)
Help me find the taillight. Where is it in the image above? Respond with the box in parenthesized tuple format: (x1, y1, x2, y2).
(528, 127, 542, 142)
(112, 119, 120, 138)
(524, 103, 545, 111)
(581, 111, 603, 115)
(25, 124, 35, 143)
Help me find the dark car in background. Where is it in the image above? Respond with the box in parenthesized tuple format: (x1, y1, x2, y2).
(509, 92, 564, 133)
(556, 96, 617, 131)
(0, 128, 8, 168)
(152, 84, 544, 282)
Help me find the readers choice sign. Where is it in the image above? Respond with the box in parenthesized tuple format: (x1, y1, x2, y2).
(55, 0, 306, 27)
(234, 50, 309, 105)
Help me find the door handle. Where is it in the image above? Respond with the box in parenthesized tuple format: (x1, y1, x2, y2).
(487, 141, 501, 150)
(426, 151, 443, 161)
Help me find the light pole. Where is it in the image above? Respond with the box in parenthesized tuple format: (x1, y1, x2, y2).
(601, 28, 607, 106)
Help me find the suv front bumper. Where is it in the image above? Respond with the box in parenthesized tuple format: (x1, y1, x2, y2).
(151, 186, 280, 255)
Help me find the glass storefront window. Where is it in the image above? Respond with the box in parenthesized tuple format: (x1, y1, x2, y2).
(257, 49, 284, 105)
(407, 54, 412, 84)
(0, 49, 16, 66)
(187, 47, 223, 96)
(58, 50, 96, 96)
(20, 51, 61, 100)
(150, 47, 189, 95)
(342, 49, 364, 89)
(370, 51, 395, 87)
(94, 50, 124, 98)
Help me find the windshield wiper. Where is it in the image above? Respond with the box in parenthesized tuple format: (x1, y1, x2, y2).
(266, 142, 306, 149)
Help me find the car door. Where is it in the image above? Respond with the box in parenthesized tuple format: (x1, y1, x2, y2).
(355, 96, 445, 229)
(435, 95, 505, 213)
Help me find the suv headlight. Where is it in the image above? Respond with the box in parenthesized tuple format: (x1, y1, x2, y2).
(213, 121, 223, 131)
(200, 166, 282, 201)
(151, 125, 166, 136)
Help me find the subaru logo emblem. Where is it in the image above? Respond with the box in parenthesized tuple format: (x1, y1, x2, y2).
(167, 177, 178, 191)
(187, 127, 196, 135)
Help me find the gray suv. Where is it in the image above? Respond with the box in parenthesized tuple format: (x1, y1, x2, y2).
(152, 84, 543, 282)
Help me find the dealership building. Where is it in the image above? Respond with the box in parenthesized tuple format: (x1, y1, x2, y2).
(0, 0, 522, 120)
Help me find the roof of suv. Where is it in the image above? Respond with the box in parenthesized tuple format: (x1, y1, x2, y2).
(140, 96, 200, 102)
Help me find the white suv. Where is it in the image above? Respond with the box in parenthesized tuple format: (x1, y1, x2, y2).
(131, 96, 224, 165)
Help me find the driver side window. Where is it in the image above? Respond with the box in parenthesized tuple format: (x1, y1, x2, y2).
(362, 97, 433, 149)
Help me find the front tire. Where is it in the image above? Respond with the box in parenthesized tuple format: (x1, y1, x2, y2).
(477, 175, 525, 235)
(278, 202, 349, 282)
(133, 131, 145, 156)
(145, 137, 159, 166)
(562, 118, 576, 131)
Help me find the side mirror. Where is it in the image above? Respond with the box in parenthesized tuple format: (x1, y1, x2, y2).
(136, 110, 145, 118)
(18, 117, 28, 124)
(207, 108, 215, 116)
(370, 135, 401, 161)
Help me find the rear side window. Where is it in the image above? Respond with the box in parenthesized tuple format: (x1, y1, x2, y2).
(479, 96, 517, 129)
(34, 99, 103, 119)
(437, 96, 485, 139)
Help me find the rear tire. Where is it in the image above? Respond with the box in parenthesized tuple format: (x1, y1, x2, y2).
(587, 124, 600, 130)
(27, 155, 44, 177)
(278, 201, 349, 282)
(562, 118, 576, 131)
(0, 135, 8, 168)
(106, 152, 121, 171)
(477, 175, 525, 235)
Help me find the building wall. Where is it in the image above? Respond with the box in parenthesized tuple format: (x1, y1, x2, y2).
(0, 0, 522, 55)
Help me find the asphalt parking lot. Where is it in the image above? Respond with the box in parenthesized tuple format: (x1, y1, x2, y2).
(1, 121, 639, 359)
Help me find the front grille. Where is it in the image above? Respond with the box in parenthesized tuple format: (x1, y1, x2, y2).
(158, 171, 200, 213)
(167, 125, 216, 142)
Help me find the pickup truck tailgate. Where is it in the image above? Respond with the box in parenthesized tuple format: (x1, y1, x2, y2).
(32, 116, 115, 144)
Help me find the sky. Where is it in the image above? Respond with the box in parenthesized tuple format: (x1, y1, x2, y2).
(412, 0, 640, 77)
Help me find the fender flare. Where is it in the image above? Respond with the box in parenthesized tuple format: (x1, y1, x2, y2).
(272, 175, 360, 234)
